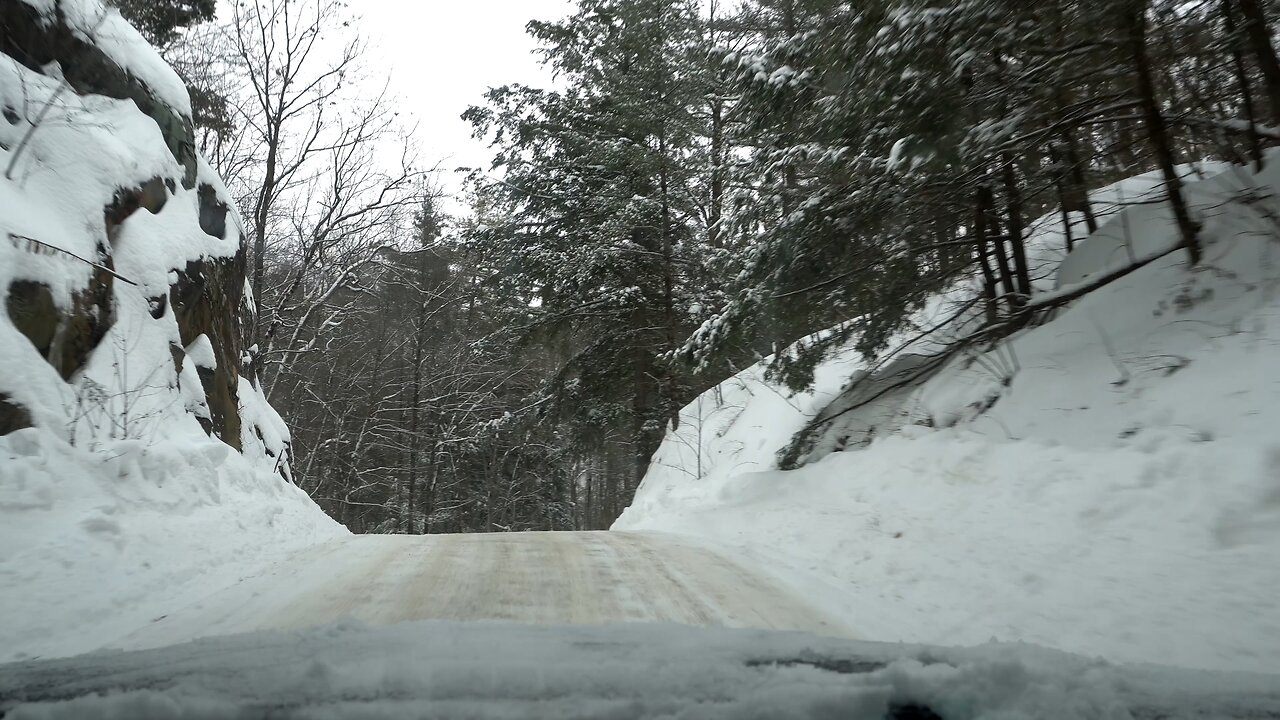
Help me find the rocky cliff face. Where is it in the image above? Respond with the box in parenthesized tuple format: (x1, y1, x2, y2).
(0, 0, 289, 474)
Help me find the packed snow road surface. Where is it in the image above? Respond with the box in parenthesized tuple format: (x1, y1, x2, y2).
(118, 531, 849, 650)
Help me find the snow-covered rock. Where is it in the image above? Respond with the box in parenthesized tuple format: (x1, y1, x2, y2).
(0, 0, 265, 456)
(0, 0, 344, 662)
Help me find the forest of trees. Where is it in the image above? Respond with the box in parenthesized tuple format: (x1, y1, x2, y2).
(129, 0, 1280, 532)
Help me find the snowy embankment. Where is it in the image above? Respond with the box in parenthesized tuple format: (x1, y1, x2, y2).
(616, 160, 1280, 674)
(0, 432, 339, 661)
(0, 0, 342, 661)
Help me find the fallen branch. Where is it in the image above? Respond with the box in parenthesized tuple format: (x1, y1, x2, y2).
(1023, 244, 1179, 311)
(8, 232, 138, 286)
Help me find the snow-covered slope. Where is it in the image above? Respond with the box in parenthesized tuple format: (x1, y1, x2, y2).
(616, 160, 1280, 673)
(0, 0, 343, 661)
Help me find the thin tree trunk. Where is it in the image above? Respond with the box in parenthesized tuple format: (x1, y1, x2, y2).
(1237, 0, 1280, 125)
(707, 0, 726, 250)
(1064, 131, 1099, 234)
(1123, 2, 1202, 265)
(424, 439, 438, 534)
(1052, 87, 1098, 233)
(251, 122, 279, 354)
(1048, 14, 1097, 234)
(584, 467, 594, 530)
(973, 189, 999, 324)
(1049, 145, 1076, 252)
(1223, 0, 1266, 170)
(708, 97, 726, 249)
(1001, 155, 1032, 303)
(981, 185, 1017, 306)
(779, 0, 799, 215)
(569, 466, 578, 530)
(406, 325, 423, 534)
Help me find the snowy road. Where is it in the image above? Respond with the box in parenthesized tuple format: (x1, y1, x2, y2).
(8, 533, 1280, 718)
(118, 531, 850, 650)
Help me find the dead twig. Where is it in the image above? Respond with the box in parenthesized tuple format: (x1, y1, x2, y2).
(8, 233, 138, 286)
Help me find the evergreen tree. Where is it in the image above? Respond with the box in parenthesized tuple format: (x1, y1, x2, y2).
(112, 0, 215, 47)
(464, 0, 716, 492)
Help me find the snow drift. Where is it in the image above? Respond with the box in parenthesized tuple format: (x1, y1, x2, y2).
(0, 0, 342, 661)
(617, 160, 1280, 673)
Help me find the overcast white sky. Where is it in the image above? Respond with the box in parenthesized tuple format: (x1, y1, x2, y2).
(359, 0, 573, 202)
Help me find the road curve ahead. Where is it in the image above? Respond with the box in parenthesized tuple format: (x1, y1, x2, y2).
(119, 531, 850, 650)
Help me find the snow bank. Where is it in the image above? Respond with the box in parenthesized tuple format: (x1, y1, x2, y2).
(0, 428, 341, 662)
(3, 620, 1278, 719)
(618, 160, 1280, 673)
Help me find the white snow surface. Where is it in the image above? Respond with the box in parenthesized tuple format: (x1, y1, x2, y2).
(617, 159, 1280, 674)
(3, 620, 1278, 719)
(111, 532, 849, 653)
(0, 429, 343, 662)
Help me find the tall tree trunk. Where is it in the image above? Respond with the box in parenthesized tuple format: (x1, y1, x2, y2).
(251, 122, 280, 355)
(423, 439, 437, 534)
(1064, 130, 1099, 234)
(486, 448, 497, 531)
(1123, 2, 1202, 265)
(585, 465, 595, 531)
(1001, 155, 1032, 303)
(1052, 87, 1098, 234)
(569, 465, 579, 530)
(406, 324, 423, 535)
(708, 97, 725, 249)
(1236, 0, 1280, 124)
(973, 189, 999, 324)
(1049, 145, 1076, 253)
(707, 0, 726, 250)
(657, 145, 679, 439)
(631, 350, 657, 513)
(780, 0, 799, 214)
(1048, 12, 1097, 234)
(1223, 0, 1266, 170)
(981, 185, 1017, 306)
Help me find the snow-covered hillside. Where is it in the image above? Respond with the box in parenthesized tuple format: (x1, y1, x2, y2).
(616, 159, 1280, 673)
(0, 0, 342, 661)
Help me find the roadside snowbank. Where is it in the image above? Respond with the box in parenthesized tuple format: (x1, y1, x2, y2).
(617, 161, 1280, 673)
(0, 429, 344, 662)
